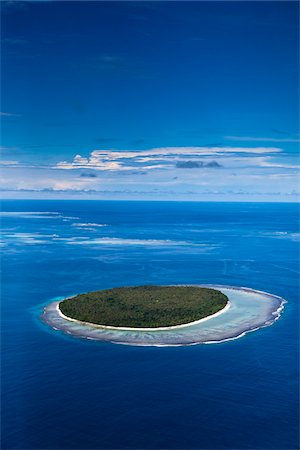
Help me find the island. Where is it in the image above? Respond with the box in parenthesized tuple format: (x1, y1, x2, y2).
(42, 284, 286, 345)
(58, 285, 228, 328)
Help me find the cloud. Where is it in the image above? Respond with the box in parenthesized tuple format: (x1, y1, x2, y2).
(52, 179, 98, 191)
(206, 161, 222, 168)
(55, 147, 282, 172)
(116, 170, 148, 176)
(259, 162, 300, 170)
(140, 146, 282, 155)
(225, 135, 300, 143)
(176, 161, 203, 169)
(57, 153, 125, 171)
(1, 143, 298, 200)
(80, 171, 98, 178)
(176, 160, 222, 168)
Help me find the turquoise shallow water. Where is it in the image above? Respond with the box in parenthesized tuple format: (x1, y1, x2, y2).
(1, 200, 299, 449)
(42, 286, 285, 346)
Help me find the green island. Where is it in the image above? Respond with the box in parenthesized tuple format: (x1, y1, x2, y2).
(59, 285, 228, 328)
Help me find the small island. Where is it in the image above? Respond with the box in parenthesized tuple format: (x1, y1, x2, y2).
(58, 285, 228, 328)
(42, 285, 286, 345)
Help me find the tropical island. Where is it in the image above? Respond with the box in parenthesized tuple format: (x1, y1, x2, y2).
(58, 285, 228, 328)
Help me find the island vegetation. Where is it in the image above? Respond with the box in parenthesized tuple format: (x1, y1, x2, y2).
(59, 285, 228, 328)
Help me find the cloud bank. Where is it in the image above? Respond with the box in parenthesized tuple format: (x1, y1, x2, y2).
(55, 146, 282, 172)
(1, 145, 299, 200)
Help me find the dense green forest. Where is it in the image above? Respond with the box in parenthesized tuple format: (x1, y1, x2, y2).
(59, 286, 228, 328)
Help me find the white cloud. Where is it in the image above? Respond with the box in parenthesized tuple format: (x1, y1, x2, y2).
(57, 152, 127, 171)
(52, 179, 97, 191)
(73, 154, 89, 165)
(55, 147, 282, 172)
(259, 162, 300, 169)
(1, 144, 299, 200)
(146, 146, 282, 155)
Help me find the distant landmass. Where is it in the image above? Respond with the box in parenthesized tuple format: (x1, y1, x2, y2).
(58, 285, 228, 328)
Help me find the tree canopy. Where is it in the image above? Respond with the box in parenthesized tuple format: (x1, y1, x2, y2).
(59, 285, 228, 328)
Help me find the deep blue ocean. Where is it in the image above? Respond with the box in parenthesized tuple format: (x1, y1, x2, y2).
(1, 200, 299, 450)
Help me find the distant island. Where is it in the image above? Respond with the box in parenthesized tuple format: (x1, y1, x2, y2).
(58, 285, 228, 329)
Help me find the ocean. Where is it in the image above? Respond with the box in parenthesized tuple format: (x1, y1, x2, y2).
(1, 200, 299, 450)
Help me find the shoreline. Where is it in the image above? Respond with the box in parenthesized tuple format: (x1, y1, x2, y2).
(109, 297, 286, 347)
(41, 284, 287, 347)
(56, 299, 231, 332)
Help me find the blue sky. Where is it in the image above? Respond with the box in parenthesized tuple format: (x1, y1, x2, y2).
(1, 0, 299, 201)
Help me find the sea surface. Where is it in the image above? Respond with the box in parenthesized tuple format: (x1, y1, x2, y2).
(1, 200, 299, 450)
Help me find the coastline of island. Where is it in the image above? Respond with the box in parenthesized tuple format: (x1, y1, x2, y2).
(56, 299, 231, 332)
(40, 285, 286, 347)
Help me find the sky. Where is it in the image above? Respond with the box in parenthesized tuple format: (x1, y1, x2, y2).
(1, 0, 299, 201)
